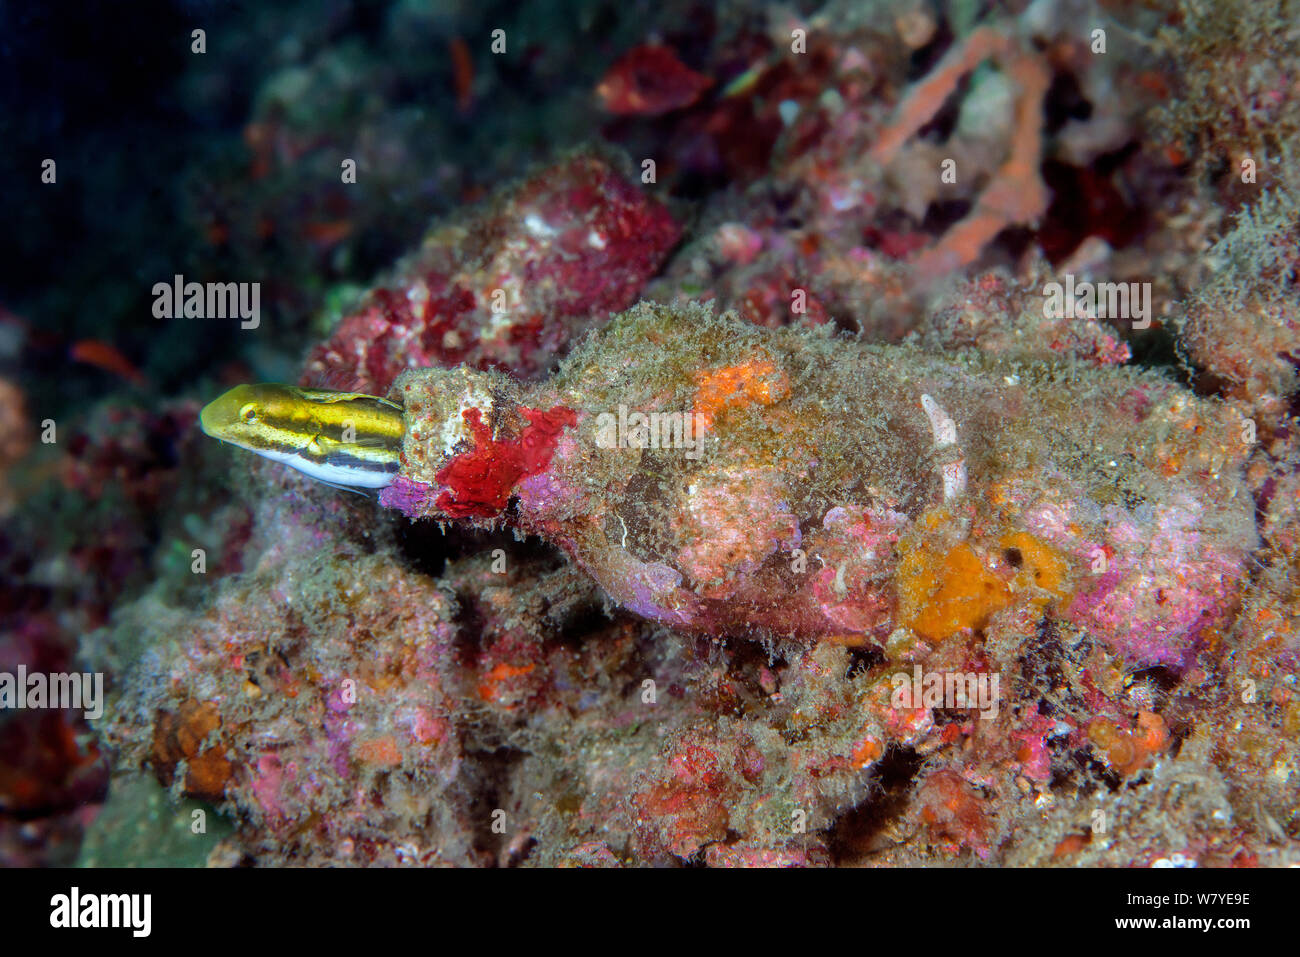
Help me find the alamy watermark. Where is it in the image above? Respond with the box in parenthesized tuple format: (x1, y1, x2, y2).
(153, 273, 260, 329)
(1043, 274, 1151, 330)
(891, 665, 1000, 719)
(50, 887, 150, 937)
(0, 666, 103, 720)
(594, 404, 707, 460)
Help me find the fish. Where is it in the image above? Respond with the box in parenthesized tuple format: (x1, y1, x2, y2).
(70, 339, 147, 387)
(200, 384, 404, 490)
(302, 218, 354, 247)
(449, 36, 474, 114)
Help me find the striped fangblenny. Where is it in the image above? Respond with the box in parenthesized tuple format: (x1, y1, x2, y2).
(200, 384, 404, 489)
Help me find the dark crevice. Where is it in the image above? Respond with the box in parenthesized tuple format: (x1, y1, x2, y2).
(826, 745, 924, 863)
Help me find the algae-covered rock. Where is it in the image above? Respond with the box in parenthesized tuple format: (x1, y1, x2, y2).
(386, 302, 1256, 668)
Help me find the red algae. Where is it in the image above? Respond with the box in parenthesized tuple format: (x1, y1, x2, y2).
(303, 152, 679, 391)
(433, 406, 577, 518)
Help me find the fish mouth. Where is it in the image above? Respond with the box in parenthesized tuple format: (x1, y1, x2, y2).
(199, 384, 257, 441)
(198, 399, 221, 438)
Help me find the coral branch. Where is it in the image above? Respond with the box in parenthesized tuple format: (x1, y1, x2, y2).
(870, 27, 1013, 166)
(871, 26, 1051, 278)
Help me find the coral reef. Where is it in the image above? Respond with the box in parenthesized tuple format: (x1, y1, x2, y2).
(6, 0, 1298, 869)
(100, 298, 1293, 867)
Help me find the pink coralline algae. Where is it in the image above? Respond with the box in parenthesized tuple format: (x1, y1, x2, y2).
(1061, 498, 1247, 668)
(302, 152, 680, 391)
(631, 730, 764, 858)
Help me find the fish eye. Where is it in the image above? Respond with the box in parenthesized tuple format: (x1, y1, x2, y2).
(239, 403, 259, 424)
